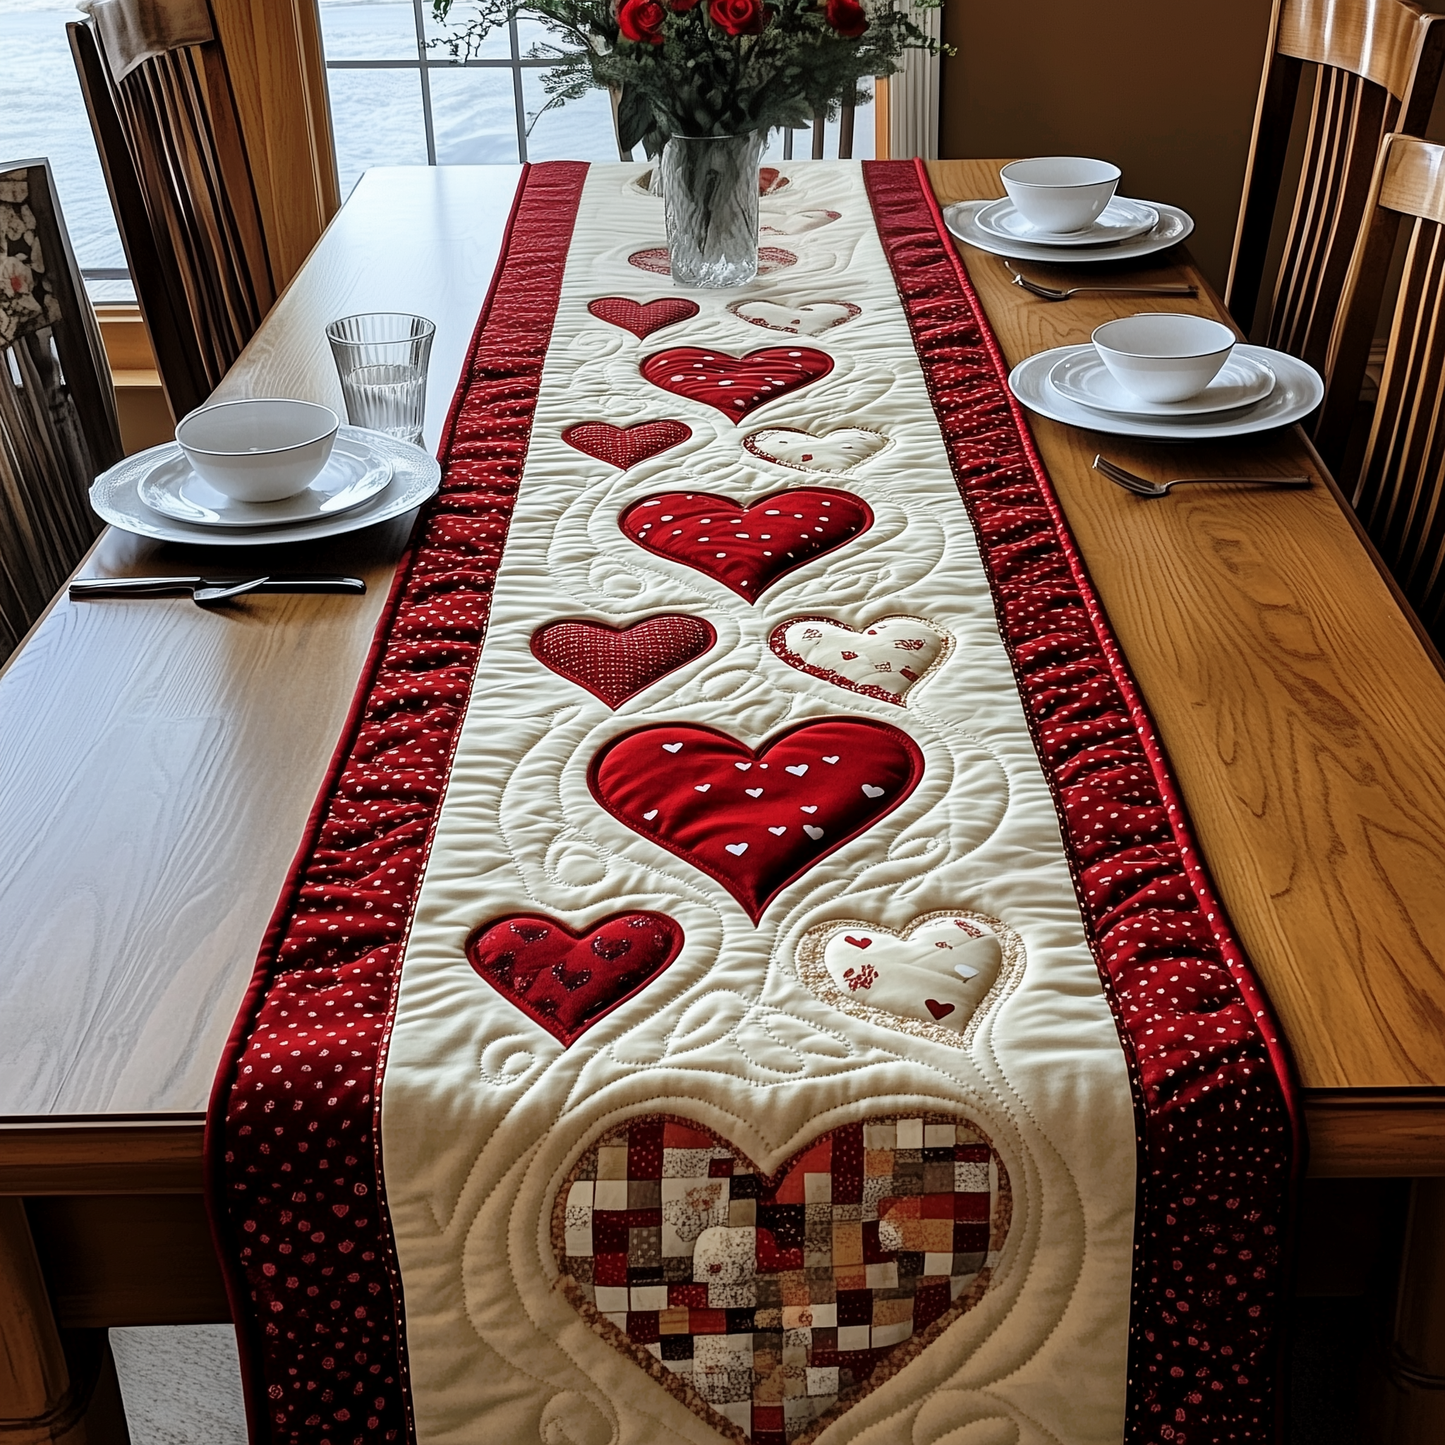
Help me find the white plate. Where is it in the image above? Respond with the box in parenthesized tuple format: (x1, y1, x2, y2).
(1009, 343, 1323, 441)
(1048, 349, 1277, 417)
(137, 430, 393, 527)
(91, 429, 441, 546)
(973, 196, 1160, 247)
(943, 199, 1194, 264)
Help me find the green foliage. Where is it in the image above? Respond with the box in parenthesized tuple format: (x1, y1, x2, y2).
(429, 0, 944, 156)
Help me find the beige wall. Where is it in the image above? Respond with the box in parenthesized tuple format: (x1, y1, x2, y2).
(939, 0, 1277, 291)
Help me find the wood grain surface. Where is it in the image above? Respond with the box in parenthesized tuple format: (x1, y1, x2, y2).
(2, 162, 1443, 1183)
(0, 167, 519, 1122)
(1277, 0, 1439, 101)
(928, 159, 1445, 1110)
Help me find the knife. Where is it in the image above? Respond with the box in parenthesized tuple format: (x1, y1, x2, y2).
(69, 574, 367, 599)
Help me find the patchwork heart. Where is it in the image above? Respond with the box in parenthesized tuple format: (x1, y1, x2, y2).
(562, 420, 691, 471)
(588, 296, 699, 340)
(728, 300, 861, 337)
(587, 717, 923, 922)
(759, 209, 842, 235)
(743, 426, 888, 474)
(796, 912, 1020, 1046)
(618, 488, 872, 603)
(769, 615, 952, 704)
(630, 247, 797, 277)
(641, 346, 833, 421)
(466, 911, 684, 1046)
(553, 1112, 1008, 1445)
(531, 614, 716, 708)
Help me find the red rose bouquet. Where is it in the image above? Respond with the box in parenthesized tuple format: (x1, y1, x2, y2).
(432, 0, 943, 155)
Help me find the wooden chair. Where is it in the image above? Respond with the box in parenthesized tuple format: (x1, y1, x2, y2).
(1320, 133, 1445, 647)
(68, 0, 274, 421)
(0, 160, 121, 662)
(783, 107, 858, 161)
(1226, 0, 1445, 389)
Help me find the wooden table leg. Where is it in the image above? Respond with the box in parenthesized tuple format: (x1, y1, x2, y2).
(0, 1198, 129, 1444)
(1377, 1178, 1445, 1440)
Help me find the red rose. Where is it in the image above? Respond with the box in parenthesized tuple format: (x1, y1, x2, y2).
(824, 0, 867, 37)
(618, 0, 667, 42)
(709, 0, 766, 36)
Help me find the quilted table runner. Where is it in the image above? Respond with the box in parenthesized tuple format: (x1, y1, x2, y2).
(208, 159, 1300, 1445)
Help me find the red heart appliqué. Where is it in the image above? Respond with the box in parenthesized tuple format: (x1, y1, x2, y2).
(629, 247, 797, 278)
(553, 1113, 1008, 1445)
(588, 296, 699, 340)
(925, 999, 956, 1020)
(619, 488, 871, 603)
(531, 614, 716, 708)
(588, 718, 923, 922)
(562, 420, 691, 471)
(641, 345, 833, 420)
(466, 911, 684, 1046)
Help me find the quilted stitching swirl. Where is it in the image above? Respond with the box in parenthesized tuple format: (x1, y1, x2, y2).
(863, 160, 1300, 1445)
(206, 162, 590, 1445)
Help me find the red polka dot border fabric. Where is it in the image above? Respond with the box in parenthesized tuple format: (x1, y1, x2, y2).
(206, 159, 1300, 1445)
(863, 159, 1301, 1444)
(205, 162, 589, 1445)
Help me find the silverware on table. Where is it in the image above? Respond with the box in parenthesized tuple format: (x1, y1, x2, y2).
(1093, 455, 1313, 498)
(1003, 258, 1198, 302)
(69, 574, 368, 606)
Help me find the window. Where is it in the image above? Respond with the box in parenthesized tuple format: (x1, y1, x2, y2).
(317, 0, 871, 193)
(0, 0, 134, 302)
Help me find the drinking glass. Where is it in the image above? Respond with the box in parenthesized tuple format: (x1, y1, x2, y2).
(325, 313, 435, 444)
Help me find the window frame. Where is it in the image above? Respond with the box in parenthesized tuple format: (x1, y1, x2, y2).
(322, 2, 562, 165)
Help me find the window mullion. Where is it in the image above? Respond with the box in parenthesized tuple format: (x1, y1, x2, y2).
(412, 0, 438, 165)
(508, 18, 527, 164)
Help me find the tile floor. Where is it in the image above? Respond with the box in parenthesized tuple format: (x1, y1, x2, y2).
(111, 1313, 1365, 1443)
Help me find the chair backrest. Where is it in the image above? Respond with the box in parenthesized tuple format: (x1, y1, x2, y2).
(68, 1, 274, 421)
(0, 160, 121, 662)
(1226, 0, 1445, 374)
(1324, 133, 1445, 646)
(786, 108, 857, 161)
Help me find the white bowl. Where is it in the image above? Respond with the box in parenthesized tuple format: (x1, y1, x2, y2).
(175, 398, 340, 503)
(1000, 156, 1122, 235)
(1090, 314, 1237, 404)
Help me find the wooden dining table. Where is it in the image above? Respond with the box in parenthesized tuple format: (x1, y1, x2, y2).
(2, 157, 1444, 1443)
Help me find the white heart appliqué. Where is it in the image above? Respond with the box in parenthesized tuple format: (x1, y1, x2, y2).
(862, 784, 885, 798)
(743, 426, 889, 474)
(729, 298, 859, 336)
(796, 912, 1022, 1045)
(725, 842, 748, 856)
(803, 825, 824, 840)
(771, 614, 952, 705)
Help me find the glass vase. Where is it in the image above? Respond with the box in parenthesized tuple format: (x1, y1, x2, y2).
(661, 132, 764, 288)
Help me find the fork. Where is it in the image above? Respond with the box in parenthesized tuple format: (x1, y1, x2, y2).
(1003, 259, 1197, 301)
(1093, 455, 1313, 498)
